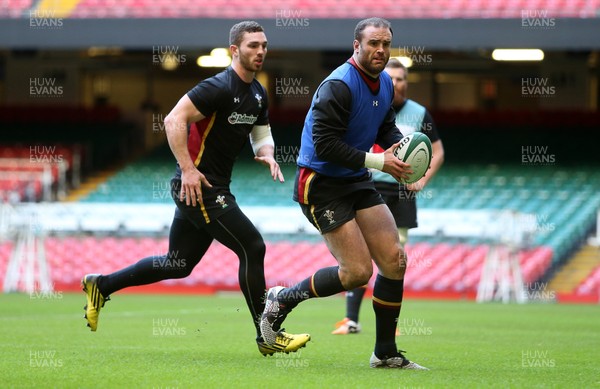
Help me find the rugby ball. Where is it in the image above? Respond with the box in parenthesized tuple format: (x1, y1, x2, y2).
(393, 133, 432, 184)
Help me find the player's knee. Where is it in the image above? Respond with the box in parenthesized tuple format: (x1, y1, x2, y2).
(344, 265, 372, 289)
(355, 270, 373, 287)
(172, 268, 193, 278)
(395, 247, 408, 277)
(379, 245, 407, 278)
(158, 253, 194, 278)
(245, 238, 266, 263)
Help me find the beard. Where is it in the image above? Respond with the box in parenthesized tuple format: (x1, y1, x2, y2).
(363, 57, 387, 75)
(239, 50, 263, 72)
(357, 47, 389, 75)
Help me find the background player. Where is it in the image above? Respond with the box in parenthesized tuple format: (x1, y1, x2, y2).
(260, 17, 427, 369)
(333, 58, 445, 335)
(80, 20, 310, 357)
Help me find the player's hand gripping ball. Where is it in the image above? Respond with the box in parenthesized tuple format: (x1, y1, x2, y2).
(393, 133, 432, 184)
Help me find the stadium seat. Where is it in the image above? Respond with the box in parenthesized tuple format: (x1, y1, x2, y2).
(64, 0, 600, 19)
(5, 150, 595, 297)
(0, 234, 566, 296)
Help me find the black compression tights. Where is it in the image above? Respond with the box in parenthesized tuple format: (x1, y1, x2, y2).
(97, 207, 267, 336)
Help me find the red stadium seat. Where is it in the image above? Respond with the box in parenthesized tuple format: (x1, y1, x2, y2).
(67, 0, 600, 19)
(0, 235, 559, 296)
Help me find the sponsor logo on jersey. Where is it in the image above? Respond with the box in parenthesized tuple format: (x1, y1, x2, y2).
(228, 112, 258, 125)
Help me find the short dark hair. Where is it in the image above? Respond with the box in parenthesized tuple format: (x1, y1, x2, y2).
(229, 21, 264, 46)
(354, 17, 393, 41)
(386, 57, 408, 74)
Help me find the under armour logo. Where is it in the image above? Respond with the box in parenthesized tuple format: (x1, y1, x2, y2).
(233, 97, 240, 103)
(373, 100, 378, 106)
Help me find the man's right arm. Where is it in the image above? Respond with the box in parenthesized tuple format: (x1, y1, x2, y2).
(164, 94, 211, 207)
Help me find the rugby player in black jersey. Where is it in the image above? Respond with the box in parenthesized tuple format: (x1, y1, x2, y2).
(81, 21, 310, 356)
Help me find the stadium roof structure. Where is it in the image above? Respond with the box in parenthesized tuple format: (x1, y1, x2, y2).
(2, 17, 600, 50)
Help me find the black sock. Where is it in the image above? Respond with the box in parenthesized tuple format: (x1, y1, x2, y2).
(372, 274, 404, 359)
(96, 216, 210, 298)
(346, 286, 367, 323)
(278, 266, 345, 310)
(97, 255, 183, 296)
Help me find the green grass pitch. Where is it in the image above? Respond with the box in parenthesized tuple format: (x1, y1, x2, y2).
(1, 293, 598, 388)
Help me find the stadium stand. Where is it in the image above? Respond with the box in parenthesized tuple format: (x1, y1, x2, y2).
(77, 145, 299, 205)
(0, 235, 555, 299)
(420, 165, 600, 255)
(78, 151, 600, 260)
(0, 105, 134, 177)
(0, 144, 79, 202)
(1, 0, 34, 18)
(3, 0, 598, 18)
(80, 159, 175, 203)
(548, 244, 600, 296)
(0, 104, 128, 203)
(63, 0, 600, 19)
(3, 157, 596, 300)
(576, 264, 600, 295)
(1, 104, 598, 302)
(1, 0, 599, 305)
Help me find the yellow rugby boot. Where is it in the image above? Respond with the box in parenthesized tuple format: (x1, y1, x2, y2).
(81, 274, 109, 331)
(257, 331, 311, 356)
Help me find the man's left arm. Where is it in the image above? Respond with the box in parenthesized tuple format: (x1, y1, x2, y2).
(250, 124, 284, 182)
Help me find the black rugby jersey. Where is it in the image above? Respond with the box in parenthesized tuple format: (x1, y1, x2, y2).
(175, 67, 269, 187)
